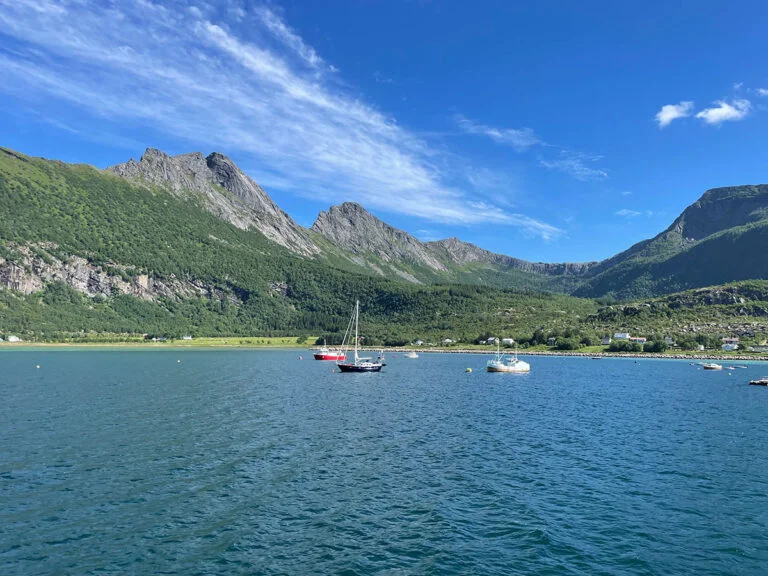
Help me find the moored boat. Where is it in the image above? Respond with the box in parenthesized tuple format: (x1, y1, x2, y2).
(313, 339, 346, 361)
(337, 300, 385, 373)
(702, 363, 723, 370)
(487, 342, 530, 373)
(404, 351, 419, 359)
(749, 377, 768, 386)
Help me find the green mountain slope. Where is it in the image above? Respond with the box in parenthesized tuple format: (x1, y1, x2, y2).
(0, 147, 596, 342)
(574, 185, 768, 299)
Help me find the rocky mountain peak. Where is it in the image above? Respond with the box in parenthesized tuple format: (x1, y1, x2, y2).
(312, 203, 447, 272)
(670, 184, 768, 241)
(107, 148, 318, 256)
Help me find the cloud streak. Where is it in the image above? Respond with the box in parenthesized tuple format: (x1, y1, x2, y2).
(695, 99, 751, 125)
(454, 114, 541, 151)
(0, 0, 560, 238)
(655, 101, 694, 128)
(539, 151, 608, 182)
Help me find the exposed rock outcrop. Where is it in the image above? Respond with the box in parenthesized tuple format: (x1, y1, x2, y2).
(0, 244, 240, 303)
(108, 148, 319, 256)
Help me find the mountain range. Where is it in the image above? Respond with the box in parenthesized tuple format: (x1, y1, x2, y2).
(105, 146, 768, 300)
(2, 145, 768, 340)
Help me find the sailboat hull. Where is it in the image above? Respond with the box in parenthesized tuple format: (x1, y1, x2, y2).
(337, 362, 386, 373)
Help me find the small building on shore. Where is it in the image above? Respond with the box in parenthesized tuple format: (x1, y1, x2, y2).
(722, 337, 739, 351)
(629, 336, 647, 344)
(7, 335, 22, 343)
(182, 335, 193, 341)
(601, 336, 612, 345)
(614, 332, 630, 341)
(547, 337, 557, 346)
(502, 338, 514, 345)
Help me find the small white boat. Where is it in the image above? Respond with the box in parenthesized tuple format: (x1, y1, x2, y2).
(749, 377, 768, 386)
(487, 342, 530, 373)
(702, 363, 723, 370)
(403, 351, 419, 359)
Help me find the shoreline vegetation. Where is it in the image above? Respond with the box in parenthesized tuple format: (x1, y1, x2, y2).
(1, 338, 767, 361)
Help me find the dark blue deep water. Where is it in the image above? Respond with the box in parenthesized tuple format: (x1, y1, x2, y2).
(2, 350, 768, 575)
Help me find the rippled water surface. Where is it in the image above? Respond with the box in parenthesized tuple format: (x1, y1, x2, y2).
(2, 350, 768, 574)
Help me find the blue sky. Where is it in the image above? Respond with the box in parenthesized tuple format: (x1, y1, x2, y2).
(2, 0, 768, 263)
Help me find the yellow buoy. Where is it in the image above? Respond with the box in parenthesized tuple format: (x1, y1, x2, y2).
(465, 368, 472, 373)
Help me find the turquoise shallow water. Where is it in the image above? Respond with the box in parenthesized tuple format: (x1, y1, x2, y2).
(1, 350, 768, 575)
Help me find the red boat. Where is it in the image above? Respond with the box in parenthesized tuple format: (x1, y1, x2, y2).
(313, 340, 346, 361)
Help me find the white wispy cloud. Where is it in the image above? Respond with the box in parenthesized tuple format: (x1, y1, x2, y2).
(539, 151, 608, 182)
(0, 0, 560, 237)
(757, 88, 768, 97)
(253, 5, 327, 70)
(454, 114, 541, 151)
(655, 101, 694, 128)
(695, 99, 751, 125)
(615, 209, 641, 218)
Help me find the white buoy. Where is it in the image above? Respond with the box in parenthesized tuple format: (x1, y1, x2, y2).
(36, 365, 40, 369)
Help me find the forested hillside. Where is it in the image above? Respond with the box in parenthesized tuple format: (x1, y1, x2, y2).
(0, 147, 596, 343)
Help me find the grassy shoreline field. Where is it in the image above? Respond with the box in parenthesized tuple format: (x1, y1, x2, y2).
(2, 338, 767, 361)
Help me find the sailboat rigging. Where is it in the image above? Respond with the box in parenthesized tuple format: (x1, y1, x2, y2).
(337, 300, 386, 373)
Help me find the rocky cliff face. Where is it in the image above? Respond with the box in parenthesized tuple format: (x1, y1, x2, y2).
(0, 244, 239, 303)
(669, 185, 768, 241)
(108, 148, 318, 256)
(426, 237, 596, 276)
(312, 202, 447, 272)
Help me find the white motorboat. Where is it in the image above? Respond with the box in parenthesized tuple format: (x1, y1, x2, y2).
(487, 342, 530, 373)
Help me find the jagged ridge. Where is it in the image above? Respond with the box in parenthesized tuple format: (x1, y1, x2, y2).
(108, 148, 319, 256)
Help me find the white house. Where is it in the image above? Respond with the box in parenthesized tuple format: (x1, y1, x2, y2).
(442, 338, 454, 345)
(7, 335, 22, 343)
(414, 340, 424, 346)
(697, 344, 705, 351)
(182, 335, 193, 341)
(502, 338, 515, 345)
(614, 332, 630, 340)
(629, 337, 647, 344)
(486, 336, 498, 344)
(664, 336, 676, 346)
(601, 337, 612, 345)
(722, 343, 739, 351)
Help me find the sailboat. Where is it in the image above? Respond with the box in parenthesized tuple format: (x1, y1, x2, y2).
(313, 338, 346, 361)
(337, 300, 386, 373)
(486, 341, 530, 373)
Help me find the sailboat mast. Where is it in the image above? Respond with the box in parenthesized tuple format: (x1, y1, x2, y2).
(354, 300, 359, 361)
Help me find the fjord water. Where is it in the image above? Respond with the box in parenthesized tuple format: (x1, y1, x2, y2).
(2, 351, 767, 575)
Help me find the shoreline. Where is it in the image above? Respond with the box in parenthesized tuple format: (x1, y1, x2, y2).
(3, 341, 766, 361)
(371, 348, 768, 361)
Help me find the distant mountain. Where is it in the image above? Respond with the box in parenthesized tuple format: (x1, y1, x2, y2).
(312, 202, 594, 290)
(574, 185, 768, 299)
(426, 237, 595, 276)
(108, 148, 319, 256)
(311, 202, 446, 282)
